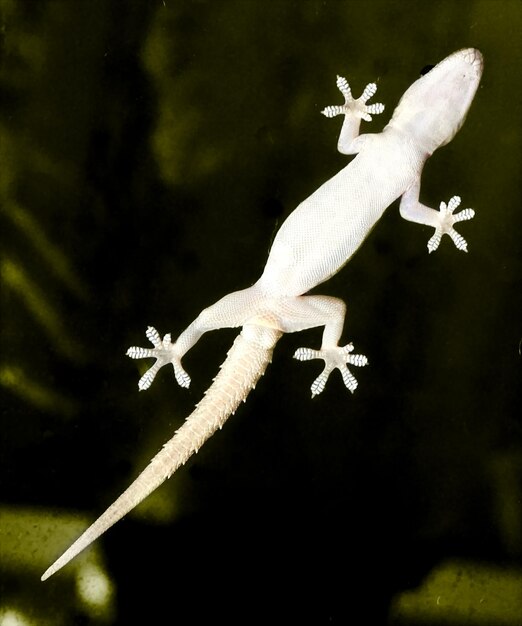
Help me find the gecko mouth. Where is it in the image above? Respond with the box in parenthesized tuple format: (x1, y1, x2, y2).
(462, 48, 484, 78)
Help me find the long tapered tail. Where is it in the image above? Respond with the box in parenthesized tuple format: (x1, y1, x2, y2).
(42, 325, 282, 581)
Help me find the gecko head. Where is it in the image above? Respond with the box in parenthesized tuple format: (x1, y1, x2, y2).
(388, 48, 483, 153)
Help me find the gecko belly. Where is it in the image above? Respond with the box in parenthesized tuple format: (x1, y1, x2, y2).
(260, 144, 416, 296)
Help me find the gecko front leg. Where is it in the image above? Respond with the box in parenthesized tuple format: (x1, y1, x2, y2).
(426, 196, 476, 253)
(400, 179, 476, 253)
(322, 75, 385, 154)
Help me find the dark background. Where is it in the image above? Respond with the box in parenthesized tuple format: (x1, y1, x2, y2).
(1, 1, 521, 624)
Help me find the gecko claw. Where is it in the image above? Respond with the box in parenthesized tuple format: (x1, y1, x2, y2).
(127, 326, 190, 391)
(294, 343, 368, 397)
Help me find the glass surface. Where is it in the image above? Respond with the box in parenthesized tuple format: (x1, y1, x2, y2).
(1, 1, 521, 623)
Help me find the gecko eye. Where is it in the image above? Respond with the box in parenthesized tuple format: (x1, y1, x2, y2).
(420, 64, 435, 76)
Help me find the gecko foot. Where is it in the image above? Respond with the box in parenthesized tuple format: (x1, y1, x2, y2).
(427, 195, 475, 253)
(293, 343, 368, 397)
(321, 77, 385, 121)
(126, 326, 191, 391)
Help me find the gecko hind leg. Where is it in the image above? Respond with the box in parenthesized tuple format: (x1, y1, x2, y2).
(127, 286, 263, 391)
(270, 294, 368, 396)
(127, 326, 190, 391)
(294, 343, 368, 397)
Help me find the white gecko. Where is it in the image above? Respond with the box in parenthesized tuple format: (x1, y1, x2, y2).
(42, 48, 483, 580)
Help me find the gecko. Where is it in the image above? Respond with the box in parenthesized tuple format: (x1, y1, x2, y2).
(42, 48, 483, 580)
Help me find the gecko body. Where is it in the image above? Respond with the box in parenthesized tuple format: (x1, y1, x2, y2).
(42, 48, 483, 580)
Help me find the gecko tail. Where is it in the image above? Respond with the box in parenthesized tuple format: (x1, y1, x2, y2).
(42, 324, 281, 581)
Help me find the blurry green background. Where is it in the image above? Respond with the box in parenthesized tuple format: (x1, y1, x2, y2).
(0, 0, 521, 624)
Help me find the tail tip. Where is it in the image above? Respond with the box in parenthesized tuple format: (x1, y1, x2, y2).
(41, 568, 52, 582)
